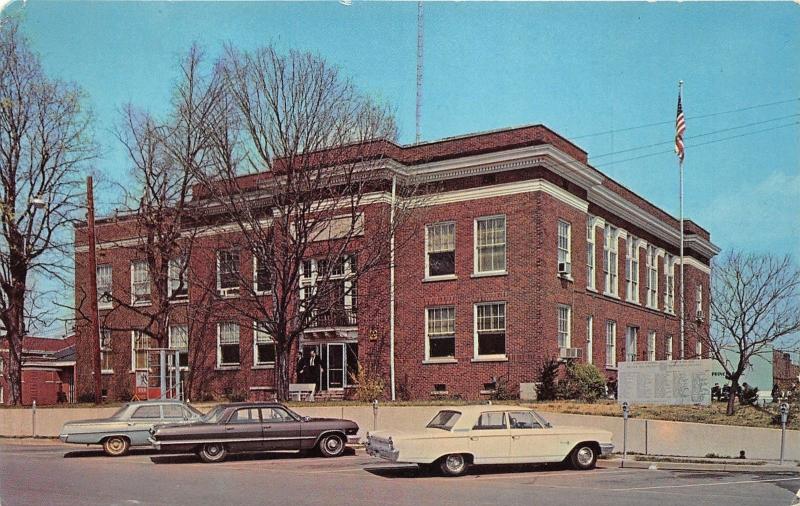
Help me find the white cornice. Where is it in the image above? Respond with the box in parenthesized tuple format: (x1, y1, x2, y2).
(410, 178, 589, 212)
(682, 256, 711, 274)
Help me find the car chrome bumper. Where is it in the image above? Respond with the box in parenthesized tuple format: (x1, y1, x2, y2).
(58, 434, 68, 443)
(365, 442, 399, 462)
(148, 436, 161, 450)
(600, 443, 614, 456)
(346, 435, 361, 445)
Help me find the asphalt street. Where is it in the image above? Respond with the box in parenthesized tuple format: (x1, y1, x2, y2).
(1, 442, 799, 506)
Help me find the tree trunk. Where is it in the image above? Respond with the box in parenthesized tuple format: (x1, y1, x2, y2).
(275, 345, 290, 401)
(726, 378, 739, 416)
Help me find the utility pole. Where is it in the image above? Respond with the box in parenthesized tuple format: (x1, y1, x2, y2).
(415, 0, 424, 144)
(86, 176, 102, 404)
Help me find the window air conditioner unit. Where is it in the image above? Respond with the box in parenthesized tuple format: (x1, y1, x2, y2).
(218, 286, 240, 297)
(695, 309, 704, 322)
(558, 262, 571, 276)
(559, 347, 582, 359)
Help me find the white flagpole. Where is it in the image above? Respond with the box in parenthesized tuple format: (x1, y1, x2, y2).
(678, 80, 685, 358)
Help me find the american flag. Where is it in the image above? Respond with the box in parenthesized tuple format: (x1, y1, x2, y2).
(675, 92, 686, 162)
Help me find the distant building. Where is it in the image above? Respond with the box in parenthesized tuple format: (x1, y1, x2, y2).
(712, 347, 800, 401)
(0, 335, 75, 405)
(72, 124, 717, 401)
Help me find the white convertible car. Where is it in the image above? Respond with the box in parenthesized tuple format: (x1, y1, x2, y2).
(365, 405, 614, 476)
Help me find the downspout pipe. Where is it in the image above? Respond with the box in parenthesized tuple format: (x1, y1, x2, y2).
(389, 175, 397, 401)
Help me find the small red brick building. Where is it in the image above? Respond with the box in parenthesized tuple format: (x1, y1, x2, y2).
(72, 125, 717, 401)
(0, 335, 75, 405)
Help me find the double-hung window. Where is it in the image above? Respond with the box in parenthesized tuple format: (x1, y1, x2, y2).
(695, 336, 703, 358)
(586, 316, 593, 364)
(646, 246, 659, 309)
(100, 329, 113, 373)
(696, 284, 703, 316)
(557, 220, 571, 276)
(217, 322, 240, 367)
(664, 254, 675, 313)
(474, 302, 506, 358)
(665, 335, 674, 361)
(168, 324, 189, 369)
(626, 326, 638, 362)
(131, 260, 151, 305)
(253, 322, 276, 367)
(625, 235, 639, 303)
(253, 255, 272, 294)
(606, 320, 617, 368)
(97, 264, 113, 309)
(647, 331, 656, 361)
(217, 250, 240, 296)
(603, 225, 618, 296)
(586, 218, 596, 290)
(557, 305, 571, 349)
(474, 216, 506, 275)
(168, 257, 188, 300)
(426, 222, 456, 278)
(426, 307, 455, 360)
(131, 330, 150, 370)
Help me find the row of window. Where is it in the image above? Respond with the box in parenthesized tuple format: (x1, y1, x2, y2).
(423, 303, 702, 365)
(99, 322, 277, 373)
(424, 215, 702, 317)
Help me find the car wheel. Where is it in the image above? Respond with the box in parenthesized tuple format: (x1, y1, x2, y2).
(198, 443, 228, 463)
(102, 436, 130, 457)
(439, 454, 468, 477)
(570, 444, 597, 470)
(318, 434, 345, 458)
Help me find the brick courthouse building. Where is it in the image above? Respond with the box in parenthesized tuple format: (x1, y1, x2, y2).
(73, 125, 718, 401)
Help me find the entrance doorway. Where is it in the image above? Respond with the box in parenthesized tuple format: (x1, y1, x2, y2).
(301, 342, 358, 392)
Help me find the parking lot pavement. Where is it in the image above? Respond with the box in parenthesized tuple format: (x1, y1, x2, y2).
(1, 442, 798, 506)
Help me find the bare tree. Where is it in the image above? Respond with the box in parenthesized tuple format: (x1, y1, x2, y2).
(0, 21, 94, 404)
(193, 45, 416, 400)
(701, 251, 800, 415)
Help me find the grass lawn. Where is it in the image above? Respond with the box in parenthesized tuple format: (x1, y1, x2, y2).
(531, 400, 799, 431)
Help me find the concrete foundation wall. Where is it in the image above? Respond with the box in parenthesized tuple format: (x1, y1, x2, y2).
(2, 405, 797, 461)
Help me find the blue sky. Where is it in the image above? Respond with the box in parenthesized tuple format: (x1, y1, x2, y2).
(3, 1, 799, 338)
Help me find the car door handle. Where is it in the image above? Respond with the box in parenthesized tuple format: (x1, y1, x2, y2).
(262, 425, 271, 429)
(512, 436, 521, 440)
(225, 426, 235, 431)
(127, 422, 135, 426)
(470, 437, 479, 441)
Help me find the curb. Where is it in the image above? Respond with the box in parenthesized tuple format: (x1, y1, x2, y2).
(599, 458, 800, 474)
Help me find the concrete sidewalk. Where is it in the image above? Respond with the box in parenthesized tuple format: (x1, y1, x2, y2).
(600, 457, 800, 474)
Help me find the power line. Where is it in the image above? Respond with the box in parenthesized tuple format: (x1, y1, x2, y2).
(595, 120, 800, 169)
(590, 113, 800, 160)
(571, 97, 800, 140)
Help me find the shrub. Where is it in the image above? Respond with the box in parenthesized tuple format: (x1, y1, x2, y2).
(557, 362, 606, 403)
(739, 384, 759, 406)
(490, 376, 518, 401)
(349, 365, 385, 402)
(226, 389, 247, 402)
(536, 358, 560, 401)
(76, 392, 96, 404)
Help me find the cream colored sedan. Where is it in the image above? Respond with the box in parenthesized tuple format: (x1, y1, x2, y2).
(365, 405, 613, 476)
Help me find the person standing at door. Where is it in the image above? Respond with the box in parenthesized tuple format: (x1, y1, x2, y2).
(295, 350, 306, 383)
(307, 349, 324, 390)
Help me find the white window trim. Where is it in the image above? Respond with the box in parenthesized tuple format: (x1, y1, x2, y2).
(216, 250, 240, 298)
(647, 331, 656, 361)
(425, 221, 457, 281)
(603, 225, 620, 297)
(130, 260, 152, 307)
(168, 258, 189, 302)
(216, 322, 240, 369)
(168, 324, 189, 372)
(696, 284, 703, 314)
(473, 215, 507, 276)
(473, 301, 508, 361)
(557, 304, 572, 349)
(666, 335, 674, 361)
(646, 246, 659, 309)
(606, 320, 617, 368)
(252, 322, 275, 368)
(664, 255, 675, 314)
(626, 326, 638, 362)
(253, 255, 272, 296)
(424, 306, 457, 362)
(586, 217, 596, 291)
(695, 337, 703, 359)
(97, 264, 113, 310)
(100, 329, 113, 374)
(586, 316, 593, 365)
(557, 219, 572, 278)
(131, 330, 148, 372)
(625, 236, 640, 303)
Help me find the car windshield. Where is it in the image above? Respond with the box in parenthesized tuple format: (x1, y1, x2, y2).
(200, 406, 228, 424)
(185, 404, 204, 418)
(532, 410, 552, 428)
(426, 410, 461, 431)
